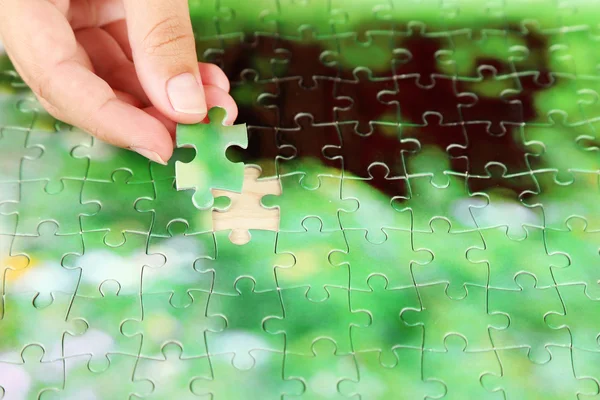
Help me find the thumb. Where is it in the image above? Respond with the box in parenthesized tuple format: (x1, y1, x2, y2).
(123, 0, 206, 124)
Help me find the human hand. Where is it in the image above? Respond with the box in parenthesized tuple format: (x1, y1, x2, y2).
(0, 0, 238, 164)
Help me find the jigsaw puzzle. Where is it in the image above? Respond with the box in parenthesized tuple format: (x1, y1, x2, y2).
(3, 0, 600, 398)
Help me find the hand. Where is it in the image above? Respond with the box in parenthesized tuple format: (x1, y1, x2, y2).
(0, 0, 238, 164)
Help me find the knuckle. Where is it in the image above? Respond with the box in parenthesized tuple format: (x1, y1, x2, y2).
(82, 102, 109, 142)
(88, 125, 106, 143)
(141, 16, 194, 57)
(84, 119, 108, 144)
(30, 71, 55, 105)
(36, 97, 61, 119)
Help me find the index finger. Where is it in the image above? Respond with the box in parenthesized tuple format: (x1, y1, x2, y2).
(123, 0, 207, 124)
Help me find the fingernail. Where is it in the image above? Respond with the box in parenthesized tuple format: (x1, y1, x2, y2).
(166, 73, 207, 115)
(131, 147, 167, 165)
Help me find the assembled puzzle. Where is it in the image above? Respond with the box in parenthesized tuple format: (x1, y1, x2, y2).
(2, 0, 600, 398)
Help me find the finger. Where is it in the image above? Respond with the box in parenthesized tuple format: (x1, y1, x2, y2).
(67, 0, 125, 29)
(51, 87, 142, 107)
(116, 90, 144, 107)
(198, 62, 230, 93)
(103, 19, 133, 60)
(76, 27, 149, 104)
(143, 84, 238, 139)
(144, 106, 177, 138)
(0, 0, 173, 163)
(203, 85, 238, 125)
(123, 0, 207, 124)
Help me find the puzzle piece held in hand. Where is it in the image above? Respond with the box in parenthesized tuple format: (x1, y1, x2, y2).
(175, 106, 248, 209)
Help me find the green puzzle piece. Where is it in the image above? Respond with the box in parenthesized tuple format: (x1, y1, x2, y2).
(0, 292, 87, 362)
(136, 178, 231, 238)
(348, 275, 423, 365)
(72, 136, 152, 183)
(274, 217, 349, 299)
(1, 179, 99, 235)
(121, 291, 226, 359)
(49, 353, 152, 399)
(481, 346, 599, 399)
(424, 334, 503, 400)
(400, 283, 510, 352)
(21, 126, 91, 185)
(144, 222, 216, 301)
(0, 344, 63, 400)
(412, 218, 486, 298)
(175, 106, 248, 209)
(283, 338, 357, 399)
(546, 284, 600, 352)
(191, 350, 304, 399)
(134, 343, 211, 400)
(195, 229, 293, 295)
(0, 127, 40, 183)
(7, 221, 82, 301)
(330, 228, 432, 291)
(264, 286, 370, 356)
(545, 217, 600, 299)
(0, 181, 18, 234)
(261, 174, 358, 232)
(206, 277, 285, 369)
(62, 231, 163, 298)
(63, 281, 143, 366)
(81, 169, 154, 243)
(488, 273, 571, 363)
(466, 225, 570, 290)
(339, 348, 446, 399)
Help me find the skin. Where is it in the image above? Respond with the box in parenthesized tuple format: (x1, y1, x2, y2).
(0, 0, 238, 164)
